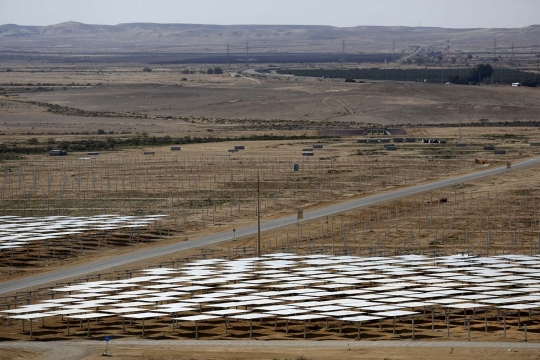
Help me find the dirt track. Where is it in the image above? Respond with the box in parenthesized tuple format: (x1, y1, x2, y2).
(1, 340, 539, 360)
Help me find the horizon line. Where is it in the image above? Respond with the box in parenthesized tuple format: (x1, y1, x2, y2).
(1, 21, 539, 30)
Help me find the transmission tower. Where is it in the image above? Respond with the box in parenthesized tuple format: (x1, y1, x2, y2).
(246, 40, 249, 68)
(512, 42, 514, 59)
(342, 38, 346, 69)
(227, 43, 230, 70)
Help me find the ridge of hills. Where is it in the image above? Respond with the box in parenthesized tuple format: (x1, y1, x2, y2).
(0, 22, 539, 54)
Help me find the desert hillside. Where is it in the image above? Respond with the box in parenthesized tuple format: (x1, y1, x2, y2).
(0, 22, 539, 55)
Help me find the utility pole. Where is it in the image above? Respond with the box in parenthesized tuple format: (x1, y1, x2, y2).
(512, 42, 514, 60)
(342, 38, 345, 69)
(227, 43, 230, 70)
(256, 170, 261, 257)
(494, 38, 497, 59)
(246, 40, 249, 69)
(459, 107, 462, 141)
(393, 40, 396, 63)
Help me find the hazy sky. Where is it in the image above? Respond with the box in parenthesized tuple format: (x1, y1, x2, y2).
(1, 0, 539, 28)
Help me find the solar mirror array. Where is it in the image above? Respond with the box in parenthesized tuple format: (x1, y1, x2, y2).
(0, 215, 168, 263)
(3, 253, 540, 341)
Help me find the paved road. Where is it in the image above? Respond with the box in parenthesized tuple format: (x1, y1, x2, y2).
(1, 157, 538, 295)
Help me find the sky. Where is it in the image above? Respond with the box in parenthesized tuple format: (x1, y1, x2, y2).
(0, 0, 539, 28)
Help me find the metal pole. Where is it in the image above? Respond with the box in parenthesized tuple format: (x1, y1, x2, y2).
(446, 312, 450, 336)
(257, 171, 261, 257)
(459, 107, 462, 141)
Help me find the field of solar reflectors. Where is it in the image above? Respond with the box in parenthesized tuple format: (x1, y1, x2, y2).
(0, 138, 536, 279)
(3, 253, 540, 342)
(1, 137, 540, 343)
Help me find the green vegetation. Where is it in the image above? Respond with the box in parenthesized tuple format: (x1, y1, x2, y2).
(447, 63, 494, 84)
(207, 67, 224, 74)
(420, 119, 540, 128)
(277, 65, 540, 86)
(0, 134, 330, 157)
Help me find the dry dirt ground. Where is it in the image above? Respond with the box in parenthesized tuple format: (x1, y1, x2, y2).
(0, 132, 533, 285)
(1, 68, 540, 132)
(1, 66, 540, 357)
(1, 156, 540, 297)
(2, 340, 540, 360)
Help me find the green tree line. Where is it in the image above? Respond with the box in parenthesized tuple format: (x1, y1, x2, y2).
(0, 134, 325, 156)
(277, 65, 540, 86)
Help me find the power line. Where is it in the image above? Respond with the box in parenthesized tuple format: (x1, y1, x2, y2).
(342, 38, 345, 69)
(512, 42, 514, 59)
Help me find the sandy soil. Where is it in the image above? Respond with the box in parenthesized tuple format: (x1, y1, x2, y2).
(2, 47, 540, 358)
(1, 158, 540, 296)
(2, 340, 540, 360)
(0, 132, 526, 285)
(1, 69, 538, 131)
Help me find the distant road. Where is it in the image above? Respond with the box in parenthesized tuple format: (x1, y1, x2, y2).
(403, 45, 425, 60)
(0, 157, 538, 295)
(243, 68, 295, 78)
